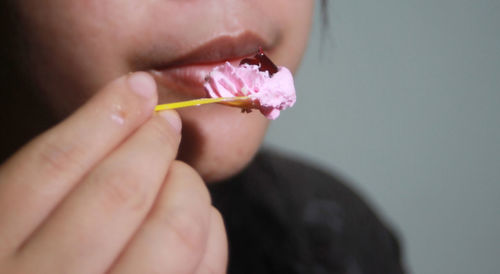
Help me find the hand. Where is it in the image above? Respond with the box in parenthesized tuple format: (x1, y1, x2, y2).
(0, 72, 227, 274)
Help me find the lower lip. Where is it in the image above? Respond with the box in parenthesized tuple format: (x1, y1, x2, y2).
(152, 59, 242, 99)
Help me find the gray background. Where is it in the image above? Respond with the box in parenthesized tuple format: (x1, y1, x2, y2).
(264, 1, 500, 273)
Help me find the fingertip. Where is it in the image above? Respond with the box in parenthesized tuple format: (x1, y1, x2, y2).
(127, 72, 157, 99)
(157, 110, 182, 133)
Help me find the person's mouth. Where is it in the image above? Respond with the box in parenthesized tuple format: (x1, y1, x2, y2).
(151, 59, 243, 100)
(150, 32, 277, 101)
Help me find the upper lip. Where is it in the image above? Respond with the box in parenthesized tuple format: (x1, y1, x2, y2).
(150, 31, 277, 70)
(143, 31, 279, 100)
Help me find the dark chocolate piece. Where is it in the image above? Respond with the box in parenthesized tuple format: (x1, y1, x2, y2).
(239, 47, 279, 76)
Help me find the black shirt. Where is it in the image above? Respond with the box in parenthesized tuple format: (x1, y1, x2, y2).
(209, 150, 406, 274)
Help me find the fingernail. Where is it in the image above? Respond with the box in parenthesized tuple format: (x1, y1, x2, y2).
(158, 110, 182, 133)
(128, 72, 156, 98)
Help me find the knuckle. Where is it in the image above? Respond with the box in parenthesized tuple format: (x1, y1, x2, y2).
(37, 135, 85, 179)
(164, 208, 208, 255)
(93, 170, 149, 212)
(170, 161, 211, 204)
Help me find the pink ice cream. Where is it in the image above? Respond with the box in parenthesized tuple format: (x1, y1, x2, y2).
(203, 62, 296, 120)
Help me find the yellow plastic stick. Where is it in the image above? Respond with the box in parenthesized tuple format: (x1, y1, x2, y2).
(155, 96, 250, 111)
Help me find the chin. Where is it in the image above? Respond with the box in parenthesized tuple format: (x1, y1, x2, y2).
(176, 103, 269, 183)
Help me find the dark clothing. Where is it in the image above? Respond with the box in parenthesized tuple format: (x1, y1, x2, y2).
(209, 151, 405, 274)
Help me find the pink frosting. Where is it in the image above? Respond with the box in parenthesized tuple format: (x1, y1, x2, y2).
(203, 62, 296, 119)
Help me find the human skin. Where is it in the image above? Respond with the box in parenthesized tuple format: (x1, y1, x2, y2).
(10, 0, 314, 182)
(0, 0, 314, 273)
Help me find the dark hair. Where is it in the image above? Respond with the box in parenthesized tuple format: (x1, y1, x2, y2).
(321, 0, 330, 30)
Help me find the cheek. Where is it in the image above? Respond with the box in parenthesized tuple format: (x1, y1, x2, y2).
(176, 105, 269, 183)
(15, 0, 135, 118)
(259, 0, 315, 72)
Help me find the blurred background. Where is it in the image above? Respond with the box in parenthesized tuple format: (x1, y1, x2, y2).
(264, 0, 500, 273)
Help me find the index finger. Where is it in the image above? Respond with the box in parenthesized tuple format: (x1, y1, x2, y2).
(0, 72, 158, 251)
